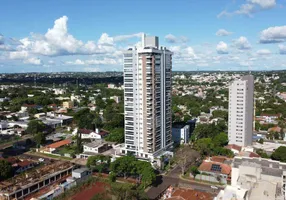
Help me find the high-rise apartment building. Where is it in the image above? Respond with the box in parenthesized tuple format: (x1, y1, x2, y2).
(122, 34, 172, 160)
(228, 75, 254, 147)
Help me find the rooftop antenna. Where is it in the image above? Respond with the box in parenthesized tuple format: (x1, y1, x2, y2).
(248, 65, 252, 75)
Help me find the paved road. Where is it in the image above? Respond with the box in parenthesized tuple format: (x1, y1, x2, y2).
(165, 164, 223, 193)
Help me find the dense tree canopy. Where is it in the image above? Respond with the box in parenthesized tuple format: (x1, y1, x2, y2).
(271, 146, 286, 162)
(26, 120, 46, 135)
(0, 160, 13, 180)
(110, 156, 156, 188)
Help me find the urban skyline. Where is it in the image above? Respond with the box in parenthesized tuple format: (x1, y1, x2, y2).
(0, 0, 286, 73)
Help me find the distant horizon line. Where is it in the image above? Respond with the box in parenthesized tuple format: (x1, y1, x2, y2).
(0, 69, 285, 74)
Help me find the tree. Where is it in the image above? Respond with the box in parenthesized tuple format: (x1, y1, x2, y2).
(213, 132, 228, 146)
(26, 120, 45, 135)
(194, 138, 214, 156)
(141, 167, 156, 188)
(109, 172, 117, 182)
(190, 166, 200, 177)
(110, 156, 137, 178)
(0, 160, 13, 180)
(175, 146, 200, 175)
(87, 155, 111, 173)
(34, 132, 46, 147)
(105, 128, 124, 143)
(256, 148, 269, 158)
(212, 110, 228, 121)
(74, 108, 96, 129)
(271, 146, 286, 162)
(75, 132, 83, 154)
(257, 138, 264, 144)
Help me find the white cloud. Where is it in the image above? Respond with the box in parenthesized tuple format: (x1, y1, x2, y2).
(65, 58, 117, 65)
(16, 16, 116, 56)
(9, 51, 29, 59)
(260, 26, 286, 43)
(24, 57, 42, 65)
(216, 41, 229, 54)
(233, 36, 251, 50)
(216, 29, 233, 36)
(165, 34, 189, 43)
(0, 34, 4, 45)
(98, 33, 114, 46)
(113, 33, 143, 42)
(256, 49, 272, 55)
(165, 34, 177, 43)
(218, 0, 276, 18)
(279, 45, 286, 54)
(247, 0, 276, 9)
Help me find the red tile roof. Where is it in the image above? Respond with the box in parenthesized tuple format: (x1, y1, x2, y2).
(47, 139, 72, 149)
(268, 126, 281, 133)
(198, 161, 231, 175)
(239, 151, 260, 158)
(79, 128, 93, 134)
(225, 144, 242, 152)
(17, 160, 33, 168)
(98, 131, 109, 136)
(167, 188, 213, 200)
(210, 156, 228, 163)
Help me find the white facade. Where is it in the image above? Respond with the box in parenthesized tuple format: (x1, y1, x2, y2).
(122, 34, 172, 159)
(228, 75, 254, 147)
(231, 156, 286, 200)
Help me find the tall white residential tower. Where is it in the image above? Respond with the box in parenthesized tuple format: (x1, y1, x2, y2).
(122, 34, 172, 160)
(228, 75, 254, 147)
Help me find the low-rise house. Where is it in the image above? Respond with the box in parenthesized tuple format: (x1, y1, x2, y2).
(268, 126, 282, 133)
(21, 104, 42, 112)
(197, 160, 231, 185)
(13, 160, 35, 174)
(79, 140, 112, 159)
(41, 139, 72, 154)
(79, 128, 108, 140)
(225, 144, 242, 155)
(62, 101, 74, 109)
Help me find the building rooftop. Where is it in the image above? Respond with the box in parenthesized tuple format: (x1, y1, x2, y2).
(0, 161, 73, 194)
(225, 144, 242, 152)
(84, 140, 104, 148)
(198, 161, 231, 175)
(46, 139, 72, 149)
(72, 167, 89, 174)
(233, 156, 286, 177)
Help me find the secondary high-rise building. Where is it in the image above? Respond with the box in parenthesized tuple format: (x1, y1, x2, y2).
(121, 34, 172, 160)
(228, 75, 254, 147)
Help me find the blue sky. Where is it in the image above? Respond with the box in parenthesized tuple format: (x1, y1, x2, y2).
(0, 0, 286, 72)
